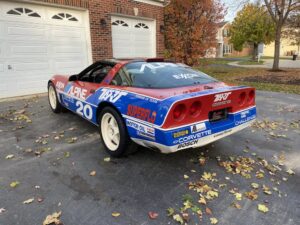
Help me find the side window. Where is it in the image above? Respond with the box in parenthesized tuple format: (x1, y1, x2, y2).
(111, 68, 132, 86)
(79, 65, 112, 83)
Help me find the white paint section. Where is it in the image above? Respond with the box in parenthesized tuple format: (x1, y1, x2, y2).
(132, 120, 256, 153)
(0, 1, 91, 98)
(111, 16, 156, 59)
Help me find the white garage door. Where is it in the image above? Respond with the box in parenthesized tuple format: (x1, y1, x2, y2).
(0, 1, 91, 98)
(111, 16, 156, 59)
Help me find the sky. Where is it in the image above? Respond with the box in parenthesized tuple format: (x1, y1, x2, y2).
(221, 0, 252, 21)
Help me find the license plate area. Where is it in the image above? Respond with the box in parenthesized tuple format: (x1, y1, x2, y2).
(209, 108, 228, 122)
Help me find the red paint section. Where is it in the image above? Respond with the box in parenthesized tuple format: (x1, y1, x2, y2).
(162, 88, 256, 129)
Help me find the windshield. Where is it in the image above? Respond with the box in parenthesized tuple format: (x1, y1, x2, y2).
(119, 62, 218, 88)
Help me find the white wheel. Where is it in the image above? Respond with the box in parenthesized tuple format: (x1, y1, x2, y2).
(101, 112, 120, 151)
(48, 85, 57, 110)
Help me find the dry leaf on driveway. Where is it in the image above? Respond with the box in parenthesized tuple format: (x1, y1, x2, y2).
(148, 211, 159, 219)
(89, 171, 96, 176)
(258, 204, 269, 213)
(43, 211, 62, 225)
(10, 181, 20, 188)
(111, 212, 120, 217)
(23, 198, 34, 204)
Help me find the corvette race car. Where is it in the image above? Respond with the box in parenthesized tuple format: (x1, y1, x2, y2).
(48, 58, 256, 157)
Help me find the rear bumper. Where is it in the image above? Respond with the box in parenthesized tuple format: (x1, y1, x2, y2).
(132, 119, 254, 153)
(129, 106, 256, 153)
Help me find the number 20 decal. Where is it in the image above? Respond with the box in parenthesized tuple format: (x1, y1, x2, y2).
(76, 101, 93, 120)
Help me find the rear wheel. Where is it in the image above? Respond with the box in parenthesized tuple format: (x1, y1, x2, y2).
(48, 83, 62, 113)
(98, 107, 136, 157)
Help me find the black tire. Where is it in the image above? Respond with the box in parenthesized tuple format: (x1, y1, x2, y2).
(48, 82, 63, 113)
(98, 106, 137, 157)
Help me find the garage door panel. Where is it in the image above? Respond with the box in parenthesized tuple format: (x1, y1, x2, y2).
(111, 16, 156, 58)
(0, 1, 90, 98)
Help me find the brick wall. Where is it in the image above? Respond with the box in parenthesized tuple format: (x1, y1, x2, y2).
(32, 0, 165, 61)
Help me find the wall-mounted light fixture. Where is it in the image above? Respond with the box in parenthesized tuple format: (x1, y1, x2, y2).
(160, 25, 165, 33)
(100, 18, 107, 28)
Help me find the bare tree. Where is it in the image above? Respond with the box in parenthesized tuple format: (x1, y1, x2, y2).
(263, 0, 300, 71)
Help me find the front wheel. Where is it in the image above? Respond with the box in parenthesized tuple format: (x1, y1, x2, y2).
(98, 107, 135, 157)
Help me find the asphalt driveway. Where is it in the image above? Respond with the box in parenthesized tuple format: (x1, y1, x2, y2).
(0, 91, 299, 225)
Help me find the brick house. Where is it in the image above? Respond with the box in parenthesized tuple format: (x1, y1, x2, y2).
(216, 22, 253, 58)
(0, 0, 166, 98)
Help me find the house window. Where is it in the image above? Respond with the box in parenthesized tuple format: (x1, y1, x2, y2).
(223, 29, 230, 37)
(52, 13, 78, 21)
(112, 20, 129, 27)
(134, 23, 149, 29)
(7, 8, 41, 18)
(223, 44, 233, 54)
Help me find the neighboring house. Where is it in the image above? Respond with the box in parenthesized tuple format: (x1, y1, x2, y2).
(215, 22, 252, 58)
(0, 0, 166, 98)
(262, 36, 299, 57)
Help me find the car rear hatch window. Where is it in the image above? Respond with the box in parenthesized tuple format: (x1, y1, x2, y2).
(121, 62, 217, 88)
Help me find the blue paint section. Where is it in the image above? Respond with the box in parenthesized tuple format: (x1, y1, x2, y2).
(57, 85, 256, 147)
(126, 107, 256, 147)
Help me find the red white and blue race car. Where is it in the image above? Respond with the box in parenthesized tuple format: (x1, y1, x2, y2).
(48, 59, 256, 157)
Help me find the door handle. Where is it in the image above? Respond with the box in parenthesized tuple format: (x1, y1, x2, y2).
(8, 65, 12, 70)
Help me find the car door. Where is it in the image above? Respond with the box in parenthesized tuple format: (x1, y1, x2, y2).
(63, 63, 112, 122)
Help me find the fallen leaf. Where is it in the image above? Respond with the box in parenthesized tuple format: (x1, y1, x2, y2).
(258, 204, 269, 213)
(286, 169, 295, 175)
(251, 183, 259, 189)
(199, 157, 206, 166)
(206, 207, 212, 215)
(37, 197, 44, 203)
(104, 157, 111, 162)
(210, 217, 218, 224)
(0, 208, 6, 214)
(23, 198, 34, 204)
(10, 181, 20, 188)
(89, 171, 96, 176)
(198, 196, 207, 205)
(184, 175, 189, 179)
(235, 193, 242, 201)
(173, 214, 184, 224)
(5, 154, 14, 159)
(231, 202, 242, 209)
(64, 152, 70, 158)
(42, 211, 62, 225)
(167, 207, 175, 216)
(182, 213, 189, 222)
(111, 212, 120, 217)
(148, 211, 158, 219)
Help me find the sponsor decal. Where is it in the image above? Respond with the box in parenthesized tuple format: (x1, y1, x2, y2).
(98, 88, 127, 103)
(178, 140, 199, 150)
(173, 73, 199, 79)
(68, 86, 88, 99)
(235, 115, 256, 126)
(126, 120, 155, 139)
(139, 62, 177, 73)
(172, 130, 189, 138)
(55, 81, 65, 90)
(191, 122, 206, 133)
(62, 94, 74, 103)
(127, 105, 156, 123)
(240, 110, 249, 118)
(212, 92, 232, 107)
(173, 130, 212, 144)
(137, 131, 155, 140)
(214, 92, 232, 102)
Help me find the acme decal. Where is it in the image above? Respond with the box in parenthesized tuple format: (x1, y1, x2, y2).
(127, 105, 156, 123)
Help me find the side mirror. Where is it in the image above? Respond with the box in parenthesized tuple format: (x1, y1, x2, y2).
(69, 75, 78, 81)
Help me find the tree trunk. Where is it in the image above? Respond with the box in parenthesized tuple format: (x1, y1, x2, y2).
(272, 25, 282, 71)
(252, 43, 258, 61)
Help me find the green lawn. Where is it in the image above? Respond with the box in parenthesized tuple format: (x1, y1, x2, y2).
(237, 60, 265, 65)
(197, 65, 300, 95)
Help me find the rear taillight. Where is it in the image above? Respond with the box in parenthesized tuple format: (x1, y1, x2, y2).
(248, 90, 255, 104)
(189, 101, 201, 117)
(173, 104, 186, 121)
(238, 92, 246, 105)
